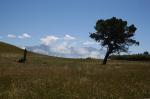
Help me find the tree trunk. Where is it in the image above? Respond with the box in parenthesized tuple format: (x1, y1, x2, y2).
(102, 50, 110, 65)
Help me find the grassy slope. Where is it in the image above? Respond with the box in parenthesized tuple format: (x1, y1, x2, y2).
(0, 41, 150, 99)
(0, 42, 23, 53)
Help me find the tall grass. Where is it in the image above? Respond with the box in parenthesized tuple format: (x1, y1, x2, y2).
(0, 53, 150, 99)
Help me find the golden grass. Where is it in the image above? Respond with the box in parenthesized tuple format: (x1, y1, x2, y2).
(0, 53, 150, 99)
(0, 42, 150, 98)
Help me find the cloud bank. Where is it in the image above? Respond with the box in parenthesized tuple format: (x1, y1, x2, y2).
(27, 34, 105, 59)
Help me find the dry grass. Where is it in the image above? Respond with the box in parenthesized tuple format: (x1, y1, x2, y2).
(0, 53, 150, 99)
(0, 42, 150, 98)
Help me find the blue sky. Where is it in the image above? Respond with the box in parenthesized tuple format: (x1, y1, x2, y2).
(0, 0, 150, 58)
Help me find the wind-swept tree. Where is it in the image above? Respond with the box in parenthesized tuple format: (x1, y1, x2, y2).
(90, 17, 139, 64)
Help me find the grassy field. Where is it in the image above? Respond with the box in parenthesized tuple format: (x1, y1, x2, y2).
(0, 42, 150, 99)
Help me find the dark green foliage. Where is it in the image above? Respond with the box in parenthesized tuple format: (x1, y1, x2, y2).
(110, 53, 150, 61)
(143, 51, 149, 55)
(90, 17, 139, 64)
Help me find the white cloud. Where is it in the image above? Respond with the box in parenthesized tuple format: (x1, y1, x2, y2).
(8, 34, 16, 38)
(72, 47, 103, 58)
(33, 48, 49, 55)
(40, 35, 59, 45)
(27, 34, 104, 58)
(40, 34, 75, 45)
(64, 34, 75, 40)
(83, 41, 95, 45)
(18, 33, 31, 39)
(89, 51, 100, 58)
(83, 41, 99, 46)
(27, 41, 104, 59)
(49, 42, 71, 55)
(75, 47, 90, 56)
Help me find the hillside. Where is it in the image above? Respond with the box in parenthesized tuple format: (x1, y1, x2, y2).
(0, 41, 150, 98)
(0, 42, 23, 53)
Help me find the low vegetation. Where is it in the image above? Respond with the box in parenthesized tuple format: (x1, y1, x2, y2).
(110, 53, 150, 61)
(0, 42, 150, 99)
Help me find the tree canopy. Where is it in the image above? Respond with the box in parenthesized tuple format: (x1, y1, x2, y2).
(90, 17, 139, 64)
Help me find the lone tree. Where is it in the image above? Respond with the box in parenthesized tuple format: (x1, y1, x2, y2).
(90, 17, 139, 64)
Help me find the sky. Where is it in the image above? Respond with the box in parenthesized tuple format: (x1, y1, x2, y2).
(0, 0, 150, 58)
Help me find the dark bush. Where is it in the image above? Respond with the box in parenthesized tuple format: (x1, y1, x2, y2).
(109, 53, 150, 61)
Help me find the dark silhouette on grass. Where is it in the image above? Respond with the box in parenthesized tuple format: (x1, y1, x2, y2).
(109, 52, 150, 61)
(18, 48, 27, 63)
(90, 17, 139, 64)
